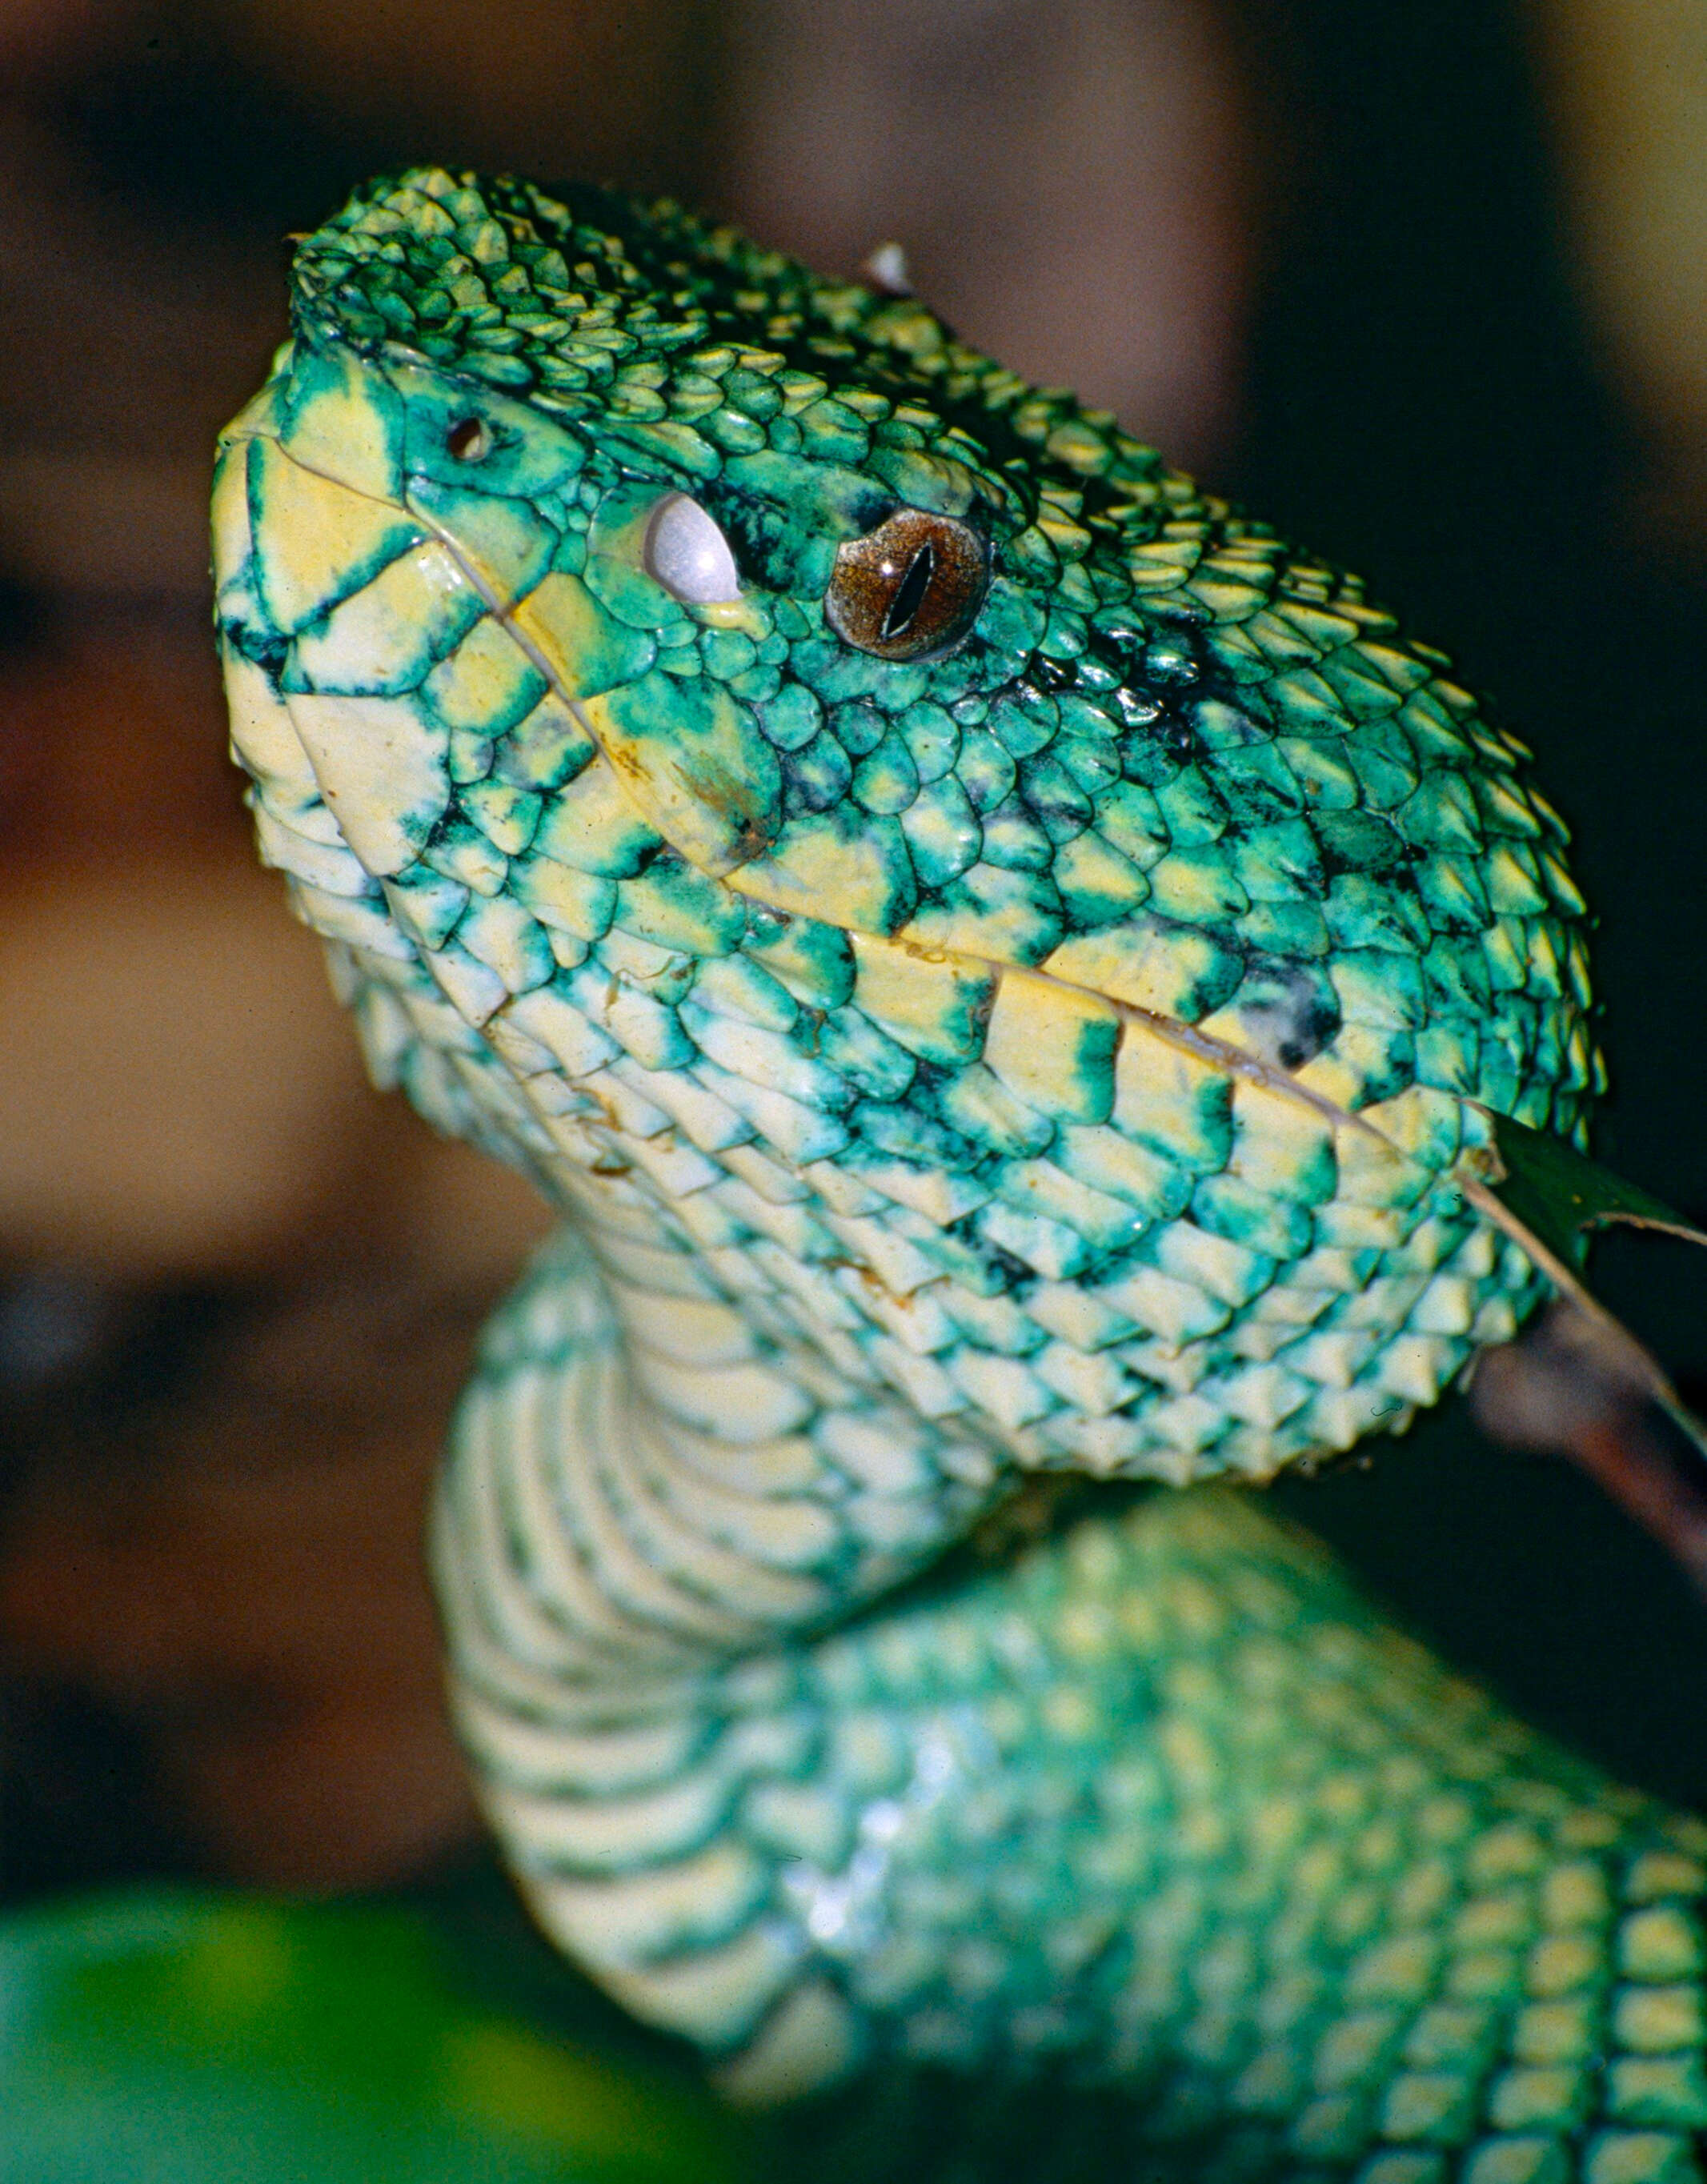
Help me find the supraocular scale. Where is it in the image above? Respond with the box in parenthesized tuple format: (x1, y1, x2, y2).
(214, 170, 1707, 2177)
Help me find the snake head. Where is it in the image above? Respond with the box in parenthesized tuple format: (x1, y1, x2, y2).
(215, 168, 1596, 1201)
(213, 170, 1057, 936)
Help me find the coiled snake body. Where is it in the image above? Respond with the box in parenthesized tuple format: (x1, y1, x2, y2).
(213, 171, 1707, 2178)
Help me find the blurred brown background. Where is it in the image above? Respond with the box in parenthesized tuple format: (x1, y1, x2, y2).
(1, 0, 1704, 1906)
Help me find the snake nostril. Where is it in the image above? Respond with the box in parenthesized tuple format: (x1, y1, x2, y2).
(446, 416, 491, 462)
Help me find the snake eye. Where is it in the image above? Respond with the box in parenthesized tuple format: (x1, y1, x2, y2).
(825, 507, 988, 661)
(446, 417, 491, 461)
(643, 492, 742, 604)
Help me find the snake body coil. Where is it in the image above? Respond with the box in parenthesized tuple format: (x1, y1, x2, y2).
(213, 171, 1707, 2178)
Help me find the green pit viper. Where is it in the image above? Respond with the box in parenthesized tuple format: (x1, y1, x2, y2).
(210, 169, 1707, 2182)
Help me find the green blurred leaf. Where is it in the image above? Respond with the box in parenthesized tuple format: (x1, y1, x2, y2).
(0, 1891, 759, 2184)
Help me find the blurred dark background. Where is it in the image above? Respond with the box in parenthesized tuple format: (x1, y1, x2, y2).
(1, 0, 1704, 1911)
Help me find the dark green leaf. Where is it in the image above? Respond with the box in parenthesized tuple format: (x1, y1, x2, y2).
(1460, 1108, 1707, 1468)
(1477, 1111, 1707, 1272)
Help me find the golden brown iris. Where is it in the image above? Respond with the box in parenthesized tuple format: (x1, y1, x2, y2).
(824, 507, 988, 661)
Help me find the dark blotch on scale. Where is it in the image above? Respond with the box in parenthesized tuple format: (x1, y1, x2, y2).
(1234, 958, 1342, 1071)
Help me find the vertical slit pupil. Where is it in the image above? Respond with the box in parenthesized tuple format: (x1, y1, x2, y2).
(882, 542, 936, 641)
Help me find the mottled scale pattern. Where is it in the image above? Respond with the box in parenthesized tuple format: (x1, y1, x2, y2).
(439, 1232, 1707, 2184)
(210, 170, 1700, 2180)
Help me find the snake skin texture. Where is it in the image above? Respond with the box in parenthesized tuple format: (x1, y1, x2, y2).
(211, 171, 1707, 2178)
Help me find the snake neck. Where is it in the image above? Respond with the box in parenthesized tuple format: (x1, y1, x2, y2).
(434, 1231, 1707, 2146)
(434, 1206, 1015, 1713)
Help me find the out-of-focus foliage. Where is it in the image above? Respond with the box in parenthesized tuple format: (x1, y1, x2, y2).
(0, 1889, 758, 2184)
